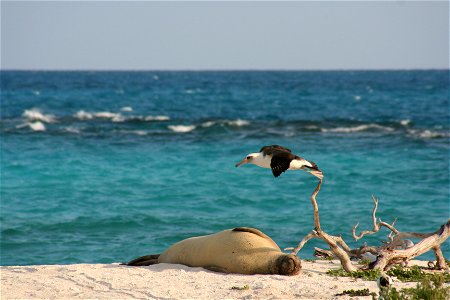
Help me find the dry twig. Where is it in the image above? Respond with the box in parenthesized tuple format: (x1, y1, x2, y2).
(292, 180, 450, 272)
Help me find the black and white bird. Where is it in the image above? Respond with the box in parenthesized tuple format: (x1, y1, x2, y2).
(235, 145, 323, 180)
(377, 273, 393, 299)
(377, 273, 393, 290)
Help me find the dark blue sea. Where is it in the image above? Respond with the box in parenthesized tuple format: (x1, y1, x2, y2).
(1, 70, 449, 266)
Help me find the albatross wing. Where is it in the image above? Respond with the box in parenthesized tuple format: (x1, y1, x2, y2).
(270, 155, 292, 177)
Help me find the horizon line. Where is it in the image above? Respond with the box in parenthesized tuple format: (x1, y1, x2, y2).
(1, 68, 449, 72)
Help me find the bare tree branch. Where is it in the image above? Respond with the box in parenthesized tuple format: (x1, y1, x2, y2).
(292, 180, 356, 272)
(291, 179, 449, 273)
(371, 220, 450, 270)
(352, 196, 398, 241)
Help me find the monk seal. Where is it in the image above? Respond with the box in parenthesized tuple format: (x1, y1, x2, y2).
(126, 227, 301, 276)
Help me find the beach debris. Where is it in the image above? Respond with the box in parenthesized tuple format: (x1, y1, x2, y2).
(231, 285, 250, 290)
(288, 179, 449, 272)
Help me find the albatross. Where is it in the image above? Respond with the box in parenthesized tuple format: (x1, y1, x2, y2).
(235, 145, 323, 180)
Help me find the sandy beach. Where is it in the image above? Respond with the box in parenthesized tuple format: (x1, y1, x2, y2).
(1, 260, 433, 299)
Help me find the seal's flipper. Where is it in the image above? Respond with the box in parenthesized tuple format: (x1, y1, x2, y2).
(204, 265, 229, 273)
(125, 254, 160, 266)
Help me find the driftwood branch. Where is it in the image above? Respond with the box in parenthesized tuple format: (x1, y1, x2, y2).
(349, 197, 449, 270)
(292, 180, 356, 272)
(352, 195, 398, 241)
(292, 179, 449, 272)
(371, 220, 450, 270)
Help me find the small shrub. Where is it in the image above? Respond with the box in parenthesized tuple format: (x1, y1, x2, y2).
(359, 259, 372, 267)
(386, 265, 425, 281)
(335, 288, 376, 297)
(379, 274, 450, 300)
(387, 265, 450, 282)
(326, 268, 381, 280)
(327, 265, 450, 282)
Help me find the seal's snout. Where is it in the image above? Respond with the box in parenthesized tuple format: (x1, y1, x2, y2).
(278, 254, 301, 276)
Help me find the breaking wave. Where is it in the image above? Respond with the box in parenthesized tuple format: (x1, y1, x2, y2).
(72, 110, 170, 122)
(321, 124, 395, 133)
(16, 121, 46, 131)
(200, 119, 250, 128)
(407, 129, 450, 139)
(5, 113, 449, 141)
(23, 109, 55, 123)
(168, 125, 196, 133)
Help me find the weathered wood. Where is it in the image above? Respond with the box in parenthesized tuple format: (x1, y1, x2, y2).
(433, 246, 448, 270)
(311, 180, 322, 232)
(352, 196, 398, 241)
(371, 220, 450, 270)
(292, 180, 356, 272)
(292, 179, 449, 273)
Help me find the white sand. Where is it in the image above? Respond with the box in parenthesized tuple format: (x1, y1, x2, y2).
(0, 260, 429, 299)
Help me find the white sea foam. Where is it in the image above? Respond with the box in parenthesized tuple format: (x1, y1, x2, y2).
(94, 111, 118, 118)
(23, 109, 55, 123)
(408, 129, 449, 139)
(144, 115, 170, 121)
(225, 119, 250, 127)
(400, 119, 411, 126)
(201, 121, 216, 128)
(74, 110, 94, 120)
(64, 127, 80, 134)
(322, 124, 394, 133)
(305, 125, 320, 130)
(121, 106, 133, 112)
(134, 130, 147, 136)
(28, 121, 46, 131)
(94, 112, 125, 122)
(168, 125, 196, 133)
(200, 119, 249, 128)
(74, 110, 169, 122)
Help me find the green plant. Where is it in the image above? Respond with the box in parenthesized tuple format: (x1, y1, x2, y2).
(359, 259, 372, 267)
(335, 288, 376, 297)
(386, 265, 425, 281)
(327, 265, 450, 282)
(379, 274, 449, 300)
(326, 267, 381, 280)
(387, 265, 450, 282)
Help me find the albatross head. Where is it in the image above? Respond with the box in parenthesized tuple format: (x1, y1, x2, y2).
(235, 153, 260, 167)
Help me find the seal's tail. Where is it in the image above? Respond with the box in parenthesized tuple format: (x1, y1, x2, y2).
(123, 254, 160, 266)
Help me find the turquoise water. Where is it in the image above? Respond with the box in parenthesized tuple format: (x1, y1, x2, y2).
(1, 70, 449, 266)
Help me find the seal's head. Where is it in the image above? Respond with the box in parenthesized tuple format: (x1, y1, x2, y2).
(275, 254, 302, 276)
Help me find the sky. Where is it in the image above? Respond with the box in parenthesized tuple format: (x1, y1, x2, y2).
(1, 1, 449, 70)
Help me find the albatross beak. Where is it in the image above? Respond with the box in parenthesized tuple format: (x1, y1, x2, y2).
(235, 158, 248, 167)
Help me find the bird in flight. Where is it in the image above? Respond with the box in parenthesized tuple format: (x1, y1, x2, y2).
(235, 145, 323, 180)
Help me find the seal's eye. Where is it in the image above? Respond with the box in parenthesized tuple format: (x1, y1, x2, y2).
(246, 156, 252, 160)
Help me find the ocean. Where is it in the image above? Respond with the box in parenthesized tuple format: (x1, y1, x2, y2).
(1, 70, 449, 266)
